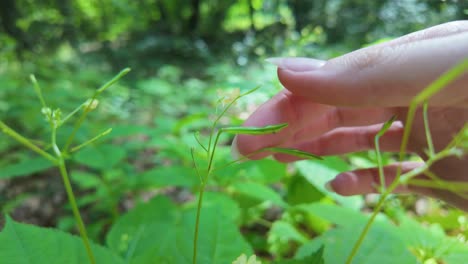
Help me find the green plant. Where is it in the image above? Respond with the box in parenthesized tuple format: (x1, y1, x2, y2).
(190, 85, 322, 264)
(345, 58, 468, 264)
(0, 68, 131, 264)
(1, 59, 467, 264)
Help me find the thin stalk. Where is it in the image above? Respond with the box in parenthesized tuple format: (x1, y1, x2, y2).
(423, 102, 435, 157)
(0, 121, 57, 163)
(207, 86, 260, 153)
(70, 128, 112, 153)
(61, 102, 87, 126)
(192, 185, 205, 264)
(374, 136, 385, 193)
(58, 159, 96, 264)
(64, 68, 130, 152)
(30, 74, 47, 109)
(193, 130, 222, 264)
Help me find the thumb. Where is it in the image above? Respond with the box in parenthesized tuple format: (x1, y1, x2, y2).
(270, 23, 468, 107)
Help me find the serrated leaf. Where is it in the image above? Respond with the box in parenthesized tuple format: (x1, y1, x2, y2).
(296, 159, 364, 210)
(0, 157, 54, 179)
(107, 196, 252, 264)
(74, 144, 126, 170)
(136, 166, 198, 188)
(273, 246, 324, 264)
(232, 182, 288, 208)
(0, 217, 125, 264)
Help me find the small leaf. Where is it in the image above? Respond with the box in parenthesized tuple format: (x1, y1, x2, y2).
(266, 147, 322, 160)
(222, 123, 288, 135)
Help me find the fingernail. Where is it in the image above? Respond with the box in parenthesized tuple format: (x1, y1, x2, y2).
(265, 57, 326, 72)
(231, 136, 243, 161)
(325, 181, 335, 192)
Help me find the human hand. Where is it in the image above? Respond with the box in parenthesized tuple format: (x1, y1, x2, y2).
(232, 21, 468, 210)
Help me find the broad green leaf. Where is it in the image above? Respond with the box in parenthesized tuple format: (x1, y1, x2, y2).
(71, 170, 101, 189)
(217, 159, 287, 185)
(176, 207, 253, 264)
(74, 144, 127, 170)
(193, 192, 241, 223)
(273, 246, 324, 264)
(135, 166, 198, 188)
(106, 196, 179, 255)
(397, 216, 468, 264)
(0, 157, 54, 179)
(0, 217, 125, 264)
(107, 196, 252, 264)
(232, 182, 288, 208)
(286, 175, 325, 205)
(296, 203, 391, 228)
(296, 225, 416, 264)
(268, 221, 308, 257)
(296, 159, 364, 210)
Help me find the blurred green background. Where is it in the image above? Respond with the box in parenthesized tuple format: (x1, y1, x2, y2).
(0, 1, 467, 263)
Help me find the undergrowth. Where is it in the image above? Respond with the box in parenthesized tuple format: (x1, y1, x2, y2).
(0, 58, 467, 264)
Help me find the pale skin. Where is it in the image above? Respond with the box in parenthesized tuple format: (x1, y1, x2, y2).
(232, 21, 468, 211)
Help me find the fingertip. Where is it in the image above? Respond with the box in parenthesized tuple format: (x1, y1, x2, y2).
(230, 136, 242, 160)
(331, 172, 360, 196)
(277, 67, 336, 102)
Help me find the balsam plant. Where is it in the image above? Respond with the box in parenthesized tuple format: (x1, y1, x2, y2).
(0, 68, 131, 264)
(190, 85, 322, 264)
(345, 58, 468, 264)
(0, 59, 467, 264)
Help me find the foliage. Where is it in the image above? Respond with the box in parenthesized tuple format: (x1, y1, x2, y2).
(1, 1, 468, 264)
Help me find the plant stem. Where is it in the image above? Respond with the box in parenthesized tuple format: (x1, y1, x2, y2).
(423, 102, 435, 157)
(64, 68, 130, 152)
(0, 121, 57, 163)
(70, 128, 112, 153)
(58, 159, 96, 264)
(192, 184, 205, 264)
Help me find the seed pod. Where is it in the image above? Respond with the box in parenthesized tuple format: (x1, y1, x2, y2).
(221, 123, 288, 135)
(266, 147, 322, 160)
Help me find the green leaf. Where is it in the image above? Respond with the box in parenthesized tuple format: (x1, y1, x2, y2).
(0, 217, 125, 264)
(232, 182, 288, 208)
(0, 157, 54, 179)
(73, 144, 126, 170)
(397, 216, 468, 264)
(107, 196, 252, 264)
(268, 221, 308, 257)
(193, 192, 242, 223)
(296, 159, 364, 210)
(286, 175, 325, 205)
(71, 171, 101, 189)
(296, 225, 416, 264)
(273, 246, 324, 264)
(296, 203, 391, 228)
(266, 147, 322, 160)
(135, 166, 198, 188)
